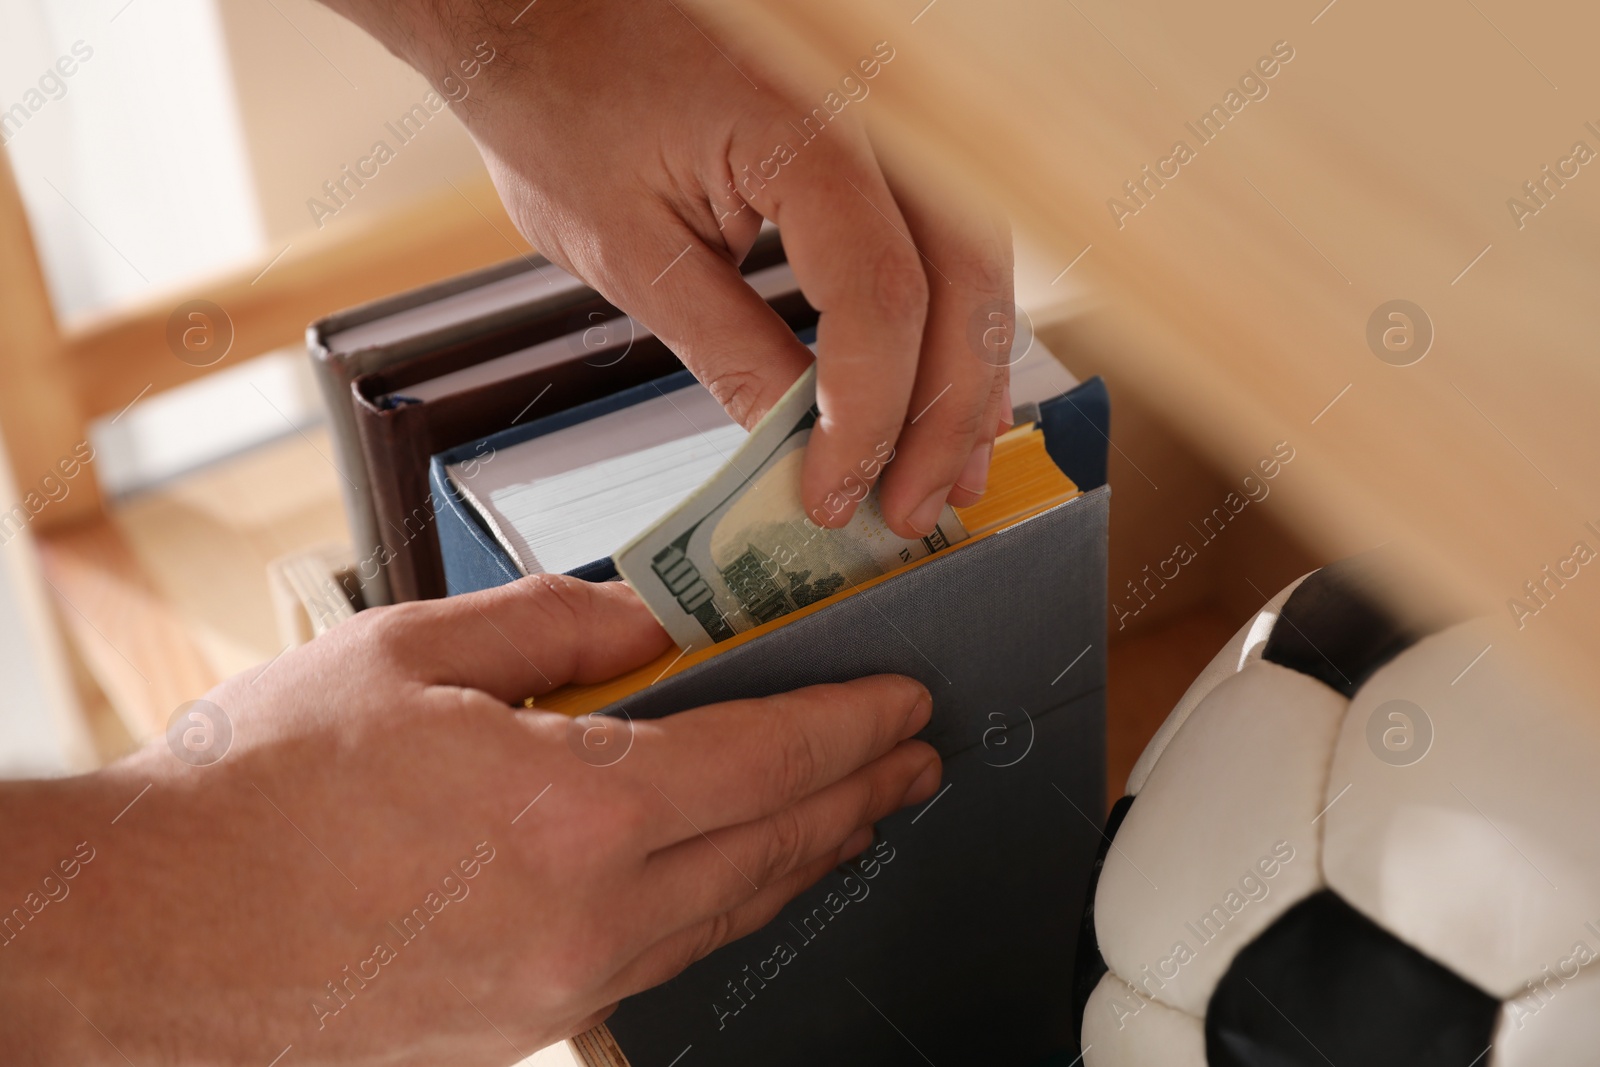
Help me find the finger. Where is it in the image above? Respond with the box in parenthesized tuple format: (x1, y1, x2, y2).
(727, 119, 929, 529)
(996, 370, 1015, 435)
(597, 829, 879, 1007)
(637, 737, 938, 934)
(389, 574, 672, 703)
(871, 170, 1013, 528)
(634, 674, 932, 844)
(587, 211, 816, 431)
(968, 318, 1014, 494)
(948, 361, 1010, 510)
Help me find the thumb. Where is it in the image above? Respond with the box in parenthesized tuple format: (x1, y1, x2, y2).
(411, 575, 672, 704)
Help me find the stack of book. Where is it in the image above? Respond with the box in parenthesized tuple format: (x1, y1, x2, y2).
(303, 230, 1112, 1067)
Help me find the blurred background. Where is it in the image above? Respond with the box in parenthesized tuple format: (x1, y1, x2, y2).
(4, 3, 1596, 1063)
(5, 5, 1596, 1067)
(1, 0, 496, 772)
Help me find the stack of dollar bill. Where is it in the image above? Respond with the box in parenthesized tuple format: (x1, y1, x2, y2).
(614, 367, 967, 650)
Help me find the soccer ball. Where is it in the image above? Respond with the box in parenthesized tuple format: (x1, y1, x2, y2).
(1073, 554, 1600, 1066)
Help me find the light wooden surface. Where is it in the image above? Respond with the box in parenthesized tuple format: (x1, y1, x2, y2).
(112, 427, 350, 679)
(63, 174, 531, 425)
(722, 0, 1600, 709)
(0, 148, 100, 527)
(36, 519, 220, 746)
(0, 148, 529, 539)
(37, 426, 347, 740)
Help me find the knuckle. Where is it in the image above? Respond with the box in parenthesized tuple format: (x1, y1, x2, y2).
(692, 911, 734, 965)
(989, 366, 1010, 405)
(729, 891, 790, 949)
(860, 757, 905, 823)
(771, 717, 826, 800)
(759, 807, 812, 884)
(701, 364, 771, 428)
(865, 246, 930, 327)
(354, 600, 429, 657)
(958, 240, 1012, 299)
(522, 572, 595, 627)
(940, 399, 990, 444)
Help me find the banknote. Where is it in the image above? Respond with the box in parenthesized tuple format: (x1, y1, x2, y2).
(615, 365, 969, 651)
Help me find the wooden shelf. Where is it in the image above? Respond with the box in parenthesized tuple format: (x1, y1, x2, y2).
(38, 426, 346, 742)
(1106, 608, 1240, 807)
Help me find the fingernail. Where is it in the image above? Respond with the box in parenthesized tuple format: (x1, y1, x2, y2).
(999, 382, 1014, 429)
(902, 759, 942, 807)
(910, 691, 933, 730)
(954, 440, 992, 497)
(837, 826, 875, 863)
(907, 485, 953, 536)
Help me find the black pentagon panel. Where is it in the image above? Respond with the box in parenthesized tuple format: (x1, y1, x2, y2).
(1071, 793, 1135, 1048)
(1262, 551, 1464, 697)
(1206, 890, 1499, 1067)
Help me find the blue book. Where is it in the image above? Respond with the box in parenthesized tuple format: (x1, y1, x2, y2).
(430, 367, 1111, 1067)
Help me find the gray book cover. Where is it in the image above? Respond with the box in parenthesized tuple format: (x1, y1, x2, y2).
(600, 484, 1108, 1067)
(431, 375, 1112, 1065)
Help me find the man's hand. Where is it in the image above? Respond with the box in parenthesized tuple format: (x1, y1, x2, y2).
(0, 577, 940, 1065)
(325, 0, 1015, 538)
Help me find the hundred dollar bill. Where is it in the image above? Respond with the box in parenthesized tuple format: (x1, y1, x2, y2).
(615, 365, 968, 651)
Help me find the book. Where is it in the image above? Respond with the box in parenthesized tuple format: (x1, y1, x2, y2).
(432, 359, 1110, 1066)
(265, 542, 362, 646)
(308, 253, 590, 607)
(307, 227, 790, 605)
(347, 236, 802, 603)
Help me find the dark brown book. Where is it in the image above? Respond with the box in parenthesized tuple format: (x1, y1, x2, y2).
(352, 233, 805, 601)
